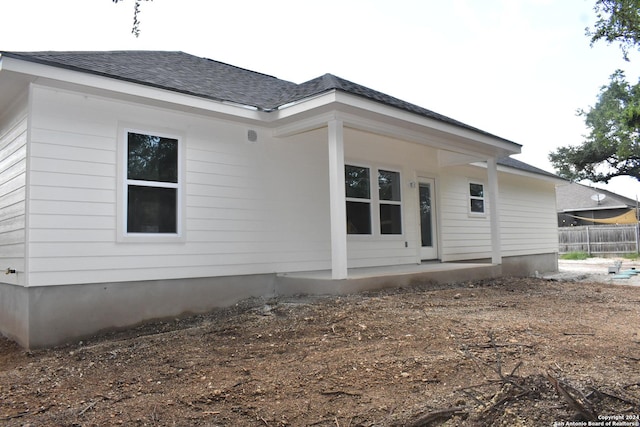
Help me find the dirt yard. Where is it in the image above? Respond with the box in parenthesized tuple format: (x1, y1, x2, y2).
(2, 265, 640, 426)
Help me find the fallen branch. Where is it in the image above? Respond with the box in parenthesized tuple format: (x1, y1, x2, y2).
(78, 400, 100, 416)
(0, 405, 54, 421)
(404, 406, 468, 427)
(563, 332, 595, 336)
(483, 389, 530, 417)
(546, 373, 596, 421)
(471, 342, 534, 349)
(320, 389, 361, 397)
(509, 360, 523, 377)
(591, 387, 639, 407)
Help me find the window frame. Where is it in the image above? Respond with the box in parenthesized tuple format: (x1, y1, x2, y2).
(468, 181, 486, 216)
(378, 168, 403, 235)
(345, 163, 373, 235)
(344, 162, 404, 238)
(117, 124, 186, 243)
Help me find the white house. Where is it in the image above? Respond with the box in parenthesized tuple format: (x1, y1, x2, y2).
(0, 51, 561, 348)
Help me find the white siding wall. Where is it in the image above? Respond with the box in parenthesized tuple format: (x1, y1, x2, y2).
(0, 94, 28, 286)
(28, 85, 331, 286)
(26, 84, 558, 284)
(439, 165, 493, 261)
(344, 131, 558, 265)
(499, 172, 558, 256)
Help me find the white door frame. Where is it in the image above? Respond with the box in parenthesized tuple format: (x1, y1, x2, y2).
(417, 177, 438, 260)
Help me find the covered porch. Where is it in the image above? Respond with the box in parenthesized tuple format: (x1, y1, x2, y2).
(274, 103, 521, 280)
(275, 261, 501, 296)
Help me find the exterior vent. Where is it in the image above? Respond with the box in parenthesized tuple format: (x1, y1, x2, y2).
(247, 129, 258, 143)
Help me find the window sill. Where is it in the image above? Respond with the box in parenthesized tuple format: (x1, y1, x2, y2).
(118, 233, 186, 243)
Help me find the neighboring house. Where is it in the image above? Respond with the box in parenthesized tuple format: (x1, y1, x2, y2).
(556, 182, 639, 227)
(0, 51, 562, 348)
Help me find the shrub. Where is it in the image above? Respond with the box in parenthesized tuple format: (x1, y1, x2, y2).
(560, 251, 590, 260)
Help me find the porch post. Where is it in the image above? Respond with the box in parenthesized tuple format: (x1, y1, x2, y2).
(487, 158, 502, 264)
(327, 119, 348, 279)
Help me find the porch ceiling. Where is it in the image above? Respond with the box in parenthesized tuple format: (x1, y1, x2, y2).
(272, 91, 521, 160)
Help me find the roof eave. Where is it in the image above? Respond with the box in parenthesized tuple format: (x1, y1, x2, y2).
(1, 55, 273, 122)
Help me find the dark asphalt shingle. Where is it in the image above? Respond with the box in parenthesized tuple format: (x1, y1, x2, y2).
(497, 157, 560, 180)
(556, 182, 637, 212)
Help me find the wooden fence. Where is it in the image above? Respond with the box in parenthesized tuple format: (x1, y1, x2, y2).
(558, 224, 640, 255)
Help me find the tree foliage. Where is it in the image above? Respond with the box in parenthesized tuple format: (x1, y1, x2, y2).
(112, 0, 152, 37)
(550, 70, 640, 182)
(588, 0, 640, 60)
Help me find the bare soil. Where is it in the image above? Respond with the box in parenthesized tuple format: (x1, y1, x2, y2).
(2, 271, 640, 426)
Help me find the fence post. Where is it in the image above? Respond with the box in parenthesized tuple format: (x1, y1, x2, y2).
(586, 226, 590, 255)
(637, 223, 639, 254)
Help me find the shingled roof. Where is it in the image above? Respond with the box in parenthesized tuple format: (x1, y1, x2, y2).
(556, 182, 637, 212)
(1, 50, 514, 144)
(497, 156, 561, 180)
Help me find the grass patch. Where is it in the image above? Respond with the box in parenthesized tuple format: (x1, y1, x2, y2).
(621, 253, 640, 260)
(560, 251, 590, 260)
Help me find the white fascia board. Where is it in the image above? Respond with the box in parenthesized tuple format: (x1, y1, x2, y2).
(2, 56, 268, 122)
(471, 161, 565, 183)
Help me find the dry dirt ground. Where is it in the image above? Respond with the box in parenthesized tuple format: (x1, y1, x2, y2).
(2, 260, 640, 426)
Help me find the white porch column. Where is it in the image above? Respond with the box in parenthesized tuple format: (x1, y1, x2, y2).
(487, 157, 502, 264)
(327, 119, 348, 279)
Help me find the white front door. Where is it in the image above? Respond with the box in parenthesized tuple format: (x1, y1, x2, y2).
(418, 178, 438, 260)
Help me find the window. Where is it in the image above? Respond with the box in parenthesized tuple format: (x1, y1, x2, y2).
(379, 169, 402, 234)
(345, 165, 371, 234)
(125, 130, 180, 234)
(469, 182, 485, 214)
(345, 164, 403, 235)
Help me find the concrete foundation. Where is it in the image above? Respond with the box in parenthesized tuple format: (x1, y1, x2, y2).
(0, 253, 557, 349)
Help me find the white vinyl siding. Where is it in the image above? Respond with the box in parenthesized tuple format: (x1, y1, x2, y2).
(439, 168, 492, 261)
(27, 84, 331, 286)
(439, 165, 559, 262)
(24, 84, 559, 284)
(0, 98, 28, 285)
(499, 173, 559, 256)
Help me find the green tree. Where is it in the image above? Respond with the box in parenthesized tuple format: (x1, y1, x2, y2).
(550, 70, 640, 182)
(112, 0, 152, 37)
(588, 0, 640, 60)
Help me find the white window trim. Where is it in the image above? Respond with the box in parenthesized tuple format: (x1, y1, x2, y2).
(345, 162, 373, 237)
(468, 180, 487, 217)
(345, 162, 405, 239)
(378, 167, 403, 236)
(117, 124, 186, 243)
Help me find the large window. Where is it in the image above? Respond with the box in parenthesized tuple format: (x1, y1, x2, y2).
(125, 131, 180, 234)
(469, 182, 485, 214)
(378, 169, 402, 234)
(345, 165, 372, 234)
(345, 164, 402, 235)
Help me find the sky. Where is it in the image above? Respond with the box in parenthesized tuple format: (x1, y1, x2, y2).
(2, 0, 640, 198)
